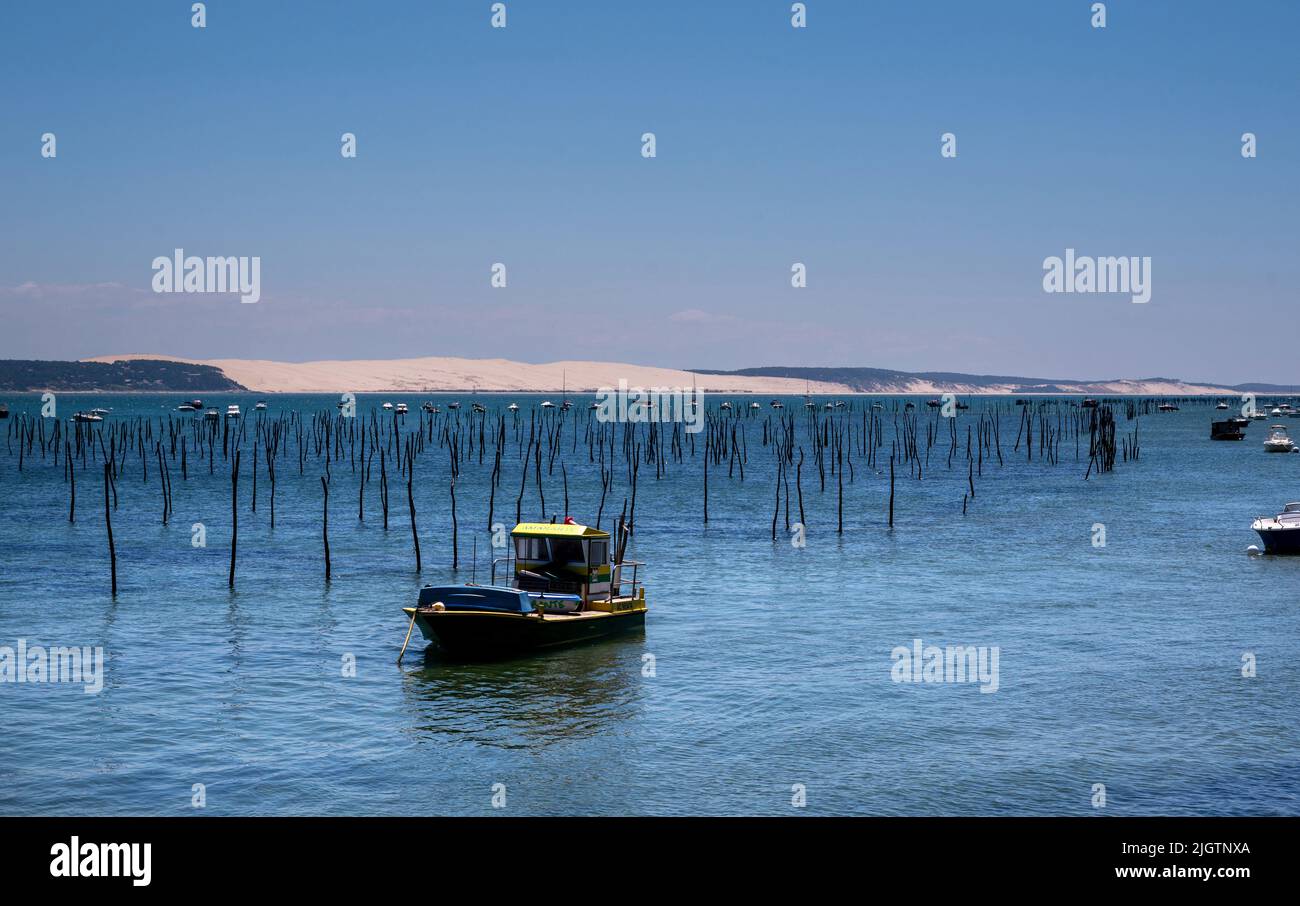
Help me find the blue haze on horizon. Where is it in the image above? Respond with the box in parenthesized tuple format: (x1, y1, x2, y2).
(0, 0, 1296, 385)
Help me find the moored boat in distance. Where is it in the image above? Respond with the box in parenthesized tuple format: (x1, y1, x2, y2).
(204, 407, 220, 421)
(1210, 419, 1245, 441)
(72, 411, 103, 423)
(506, 402, 519, 412)
(447, 401, 460, 410)
(399, 519, 646, 658)
(395, 402, 408, 415)
(1158, 402, 1179, 411)
(226, 404, 241, 419)
(0, 404, 8, 419)
(254, 400, 267, 411)
(1252, 503, 1300, 553)
(1263, 425, 1294, 452)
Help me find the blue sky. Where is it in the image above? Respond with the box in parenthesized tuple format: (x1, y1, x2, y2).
(1, 0, 1296, 383)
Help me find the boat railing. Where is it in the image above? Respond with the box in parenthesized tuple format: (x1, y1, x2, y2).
(490, 556, 513, 586)
(612, 560, 645, 601)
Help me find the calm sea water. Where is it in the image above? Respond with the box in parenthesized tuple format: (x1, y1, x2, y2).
(1, 393, 1297, 816)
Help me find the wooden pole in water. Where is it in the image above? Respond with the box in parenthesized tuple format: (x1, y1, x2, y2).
(407, 449, 421, 572)
(796, 447, 806, 527)
(396, 606, 420, 665)
(888, 452, 895, 529)
(104, 462, 116, 597)
(228, 449, 240, 589)
(837, 443, 844, 534)
(322, 475, 331, 582)
(67, 440, 75, 522)
(266, 441, 276, 529)
(450, 476, 459, 570)
(380, 447, 389, 530)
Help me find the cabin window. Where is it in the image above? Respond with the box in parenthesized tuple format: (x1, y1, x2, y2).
(515, 537, 549, 560)
(550, 538, 585, 564)
(588, 540, 608, 565)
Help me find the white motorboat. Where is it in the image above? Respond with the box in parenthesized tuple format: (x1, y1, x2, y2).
(226, 404, 241, 419)
(1252, 503, 1300, 553)
(395, 403, 409, 415)
(1264, 425, 1293, 452)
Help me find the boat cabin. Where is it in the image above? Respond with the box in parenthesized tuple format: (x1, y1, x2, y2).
(506, 521, 614, 603)
(1210, 419, 1245, 440)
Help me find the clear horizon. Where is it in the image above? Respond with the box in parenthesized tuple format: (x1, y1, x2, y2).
(1, 1, 1296, 384)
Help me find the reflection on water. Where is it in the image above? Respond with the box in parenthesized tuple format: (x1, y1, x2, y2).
(404, 630, 646, 749)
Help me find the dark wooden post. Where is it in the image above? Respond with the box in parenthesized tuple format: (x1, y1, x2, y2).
(322, 476, 331, 582)
(104, 462, 116, 597)
(228, 449, 240, 588)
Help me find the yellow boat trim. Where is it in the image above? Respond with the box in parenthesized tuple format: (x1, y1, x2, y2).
(511, 522, 609, 538)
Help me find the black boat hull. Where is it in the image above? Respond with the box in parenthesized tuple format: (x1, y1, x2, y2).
(1255, 526, 1300, 554)
(407, 607, 646, 657)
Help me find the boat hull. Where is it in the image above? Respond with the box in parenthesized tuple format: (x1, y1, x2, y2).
(402, 606, 646, 657)
(1254, 525, 1300, 554)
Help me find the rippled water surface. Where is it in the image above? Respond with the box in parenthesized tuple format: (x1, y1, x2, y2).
(1, 394, 1297, 815)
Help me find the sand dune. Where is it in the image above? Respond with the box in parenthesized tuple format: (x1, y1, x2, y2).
(82, 355, 853, 394)
(82, 354, 1237, 396)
